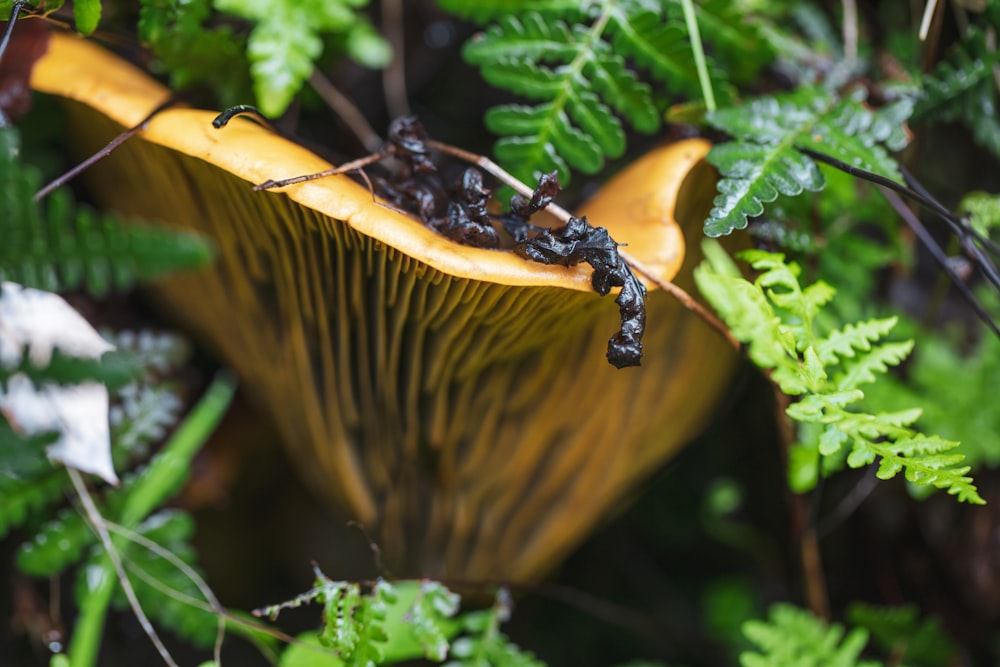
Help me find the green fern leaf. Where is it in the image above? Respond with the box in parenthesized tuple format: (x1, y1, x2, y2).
(916, 12, 1000, 158)
(111, 384, 184, 464)
(685, 0, 773, 86)
(104, 509, 220, 647)
(835, 340, 914, 390)
(0, 130, 213, 296)
(436, 0, 586, 23)
(696, 244, 983, 503)
(0, 467, 66, 540)
(605, 3, 731, 104)
(741, 604, 879, 667)
(73, 0, 101, 34)
(861, 436, 982, 504)
(408, 581, 460, 661)
(213, 0, 387, 117)
(847, 603, 957, 667)
(705, 139, 824, 237)
(450, 589, 544, 667)
(864, 323, 1000, 472)
(138, 0, 251, 107)
(16, 507, 94, 577)
(449, 0, 759, 185)
(705, 88, 909, 236)
(465, 14, 642, 183)
(461, 8, 665, 185)
(816, 318, 899, 366)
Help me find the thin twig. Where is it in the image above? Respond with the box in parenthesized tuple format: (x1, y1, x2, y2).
(347, 521, 387, 576)
(253, 150, 389, 191)
(802, 147, 1000, 256)
(308, 69, 383, 153)
(881, 188, 1000, 336)
(381, 0, 411, 119)
(67, 469, 180, 667)
(842, 0, 859, 65)
(0, 1, 28, 69)
(801, 526, 830, 619)
(105, 522, 226, 667)
(918, 0, 939, 41)
(815, 471, 880, 539)
(113, 561, 325, 665)
(35, 97, 178, 200)
(426, 139, 541, 203)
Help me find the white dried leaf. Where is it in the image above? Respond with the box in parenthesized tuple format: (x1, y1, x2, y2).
(0, 283, 118, 484)
(0, 282, 113, 368)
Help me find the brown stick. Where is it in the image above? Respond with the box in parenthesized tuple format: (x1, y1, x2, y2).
(35, 96, 178, 200)
(308, 69, 383, 153)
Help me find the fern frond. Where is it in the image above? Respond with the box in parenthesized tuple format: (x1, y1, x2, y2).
(816, 318, 899, 366)
(451, 589, 544, 667)
(961, 190, 1000, 237)
(138, 0, 251, 107)
(111, 384, 184, 463)
(705, 88, 910, 236)
(409, 580, 461, 661)
(685, 0, 773, 86)
(456, 2, 728, 185)
(0, 467, 66, 540)
(0, 129, 213, 296)
(847, 603, 957, 667)
(435, 0, 586, 23)
(16, 507, 93, 577)
(859, 435, 981, 504)
(916, 10, 1000, 159)
(741, 604, 878, 667)
(106, 509, 220, 647)
(695, 244, 984, 503)
(213, 0, 388, 117)
(109, 330, 192, 377)
(864, 322, 1000, 472)
(604, 3, 717, 100)
(464, 11, 656, 184)
(834, 340, 914, 391)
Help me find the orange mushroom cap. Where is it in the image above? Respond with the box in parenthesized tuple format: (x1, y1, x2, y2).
(31, 31, 738, 581)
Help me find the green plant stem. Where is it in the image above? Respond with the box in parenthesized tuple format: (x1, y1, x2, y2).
(681, 0, 715, 112)
(68, 371, 238, 667)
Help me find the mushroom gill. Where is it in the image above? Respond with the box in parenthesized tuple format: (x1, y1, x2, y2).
(30, 32, 739, 582)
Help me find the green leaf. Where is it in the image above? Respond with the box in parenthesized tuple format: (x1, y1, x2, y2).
(436, 0, 585, 23)
(17, 506, 94, 576)
(835, 341, 914, 391)
(213, 0, 378, 117)
(847, 603, 957, 667)
(139, 0, 251, 107)
(73, 0, 101, 34)
(0, 464, 66, 539)
(705, 88, 910, 236)
(916, 12, 1000, 159)
(961, 191, 1000, 237)
(705, 139, 824, 237)
(0, 128, 214, 297)
(816, 318, 899, 366)
(695, 245, 982, 502)
(460, 7, 665, 185)
(105, 510, 220, 647)
(408, 581, 460, 661)
(740, 604, 875, 667)
(864, 322, 1000, 473)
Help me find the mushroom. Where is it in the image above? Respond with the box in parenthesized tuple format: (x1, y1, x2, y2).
(30, 32, 739, 581)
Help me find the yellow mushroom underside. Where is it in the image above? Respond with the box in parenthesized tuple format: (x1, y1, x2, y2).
(31, 32, 738, 581)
